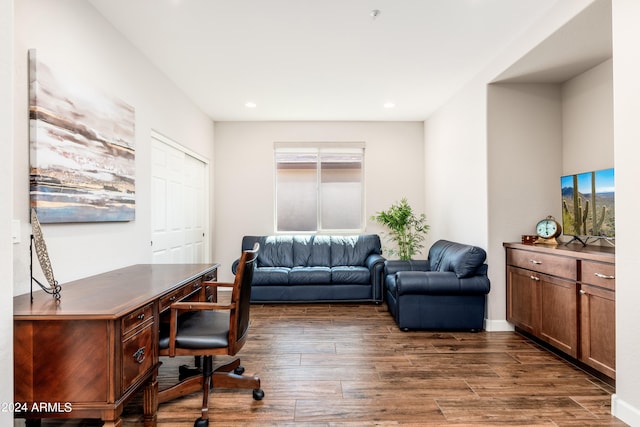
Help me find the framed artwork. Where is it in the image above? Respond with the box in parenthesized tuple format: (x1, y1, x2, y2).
(29, 49, 136, 223)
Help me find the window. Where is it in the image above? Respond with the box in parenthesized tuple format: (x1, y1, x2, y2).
(275, 143, 364, 232)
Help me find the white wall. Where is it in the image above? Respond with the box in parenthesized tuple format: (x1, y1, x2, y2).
(562, 58, 614, 173)
(611, 1, 640, 424)
(1, 0, 15, 424)
(486, 83, 563, 328)
(213, 121, 425, 282)
(424, 81, 489, 250)
(425, 0, 639, 423)
(483, 63, 613, 327)
(424, 0, 599, 332)
(12, 0, 216, 295)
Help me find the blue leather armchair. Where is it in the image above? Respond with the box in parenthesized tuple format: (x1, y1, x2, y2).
(384, 240, 490, 330)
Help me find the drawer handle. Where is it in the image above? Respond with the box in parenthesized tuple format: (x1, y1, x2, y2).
(137, 313, 145, 321)
(579, 289, 587, 295)
(530, 275, 540, 281)
(530, 260, 542, 265)
(594, 273, 615, 280)
(169, 296, 177, 302)
(133, 347, 146, 364)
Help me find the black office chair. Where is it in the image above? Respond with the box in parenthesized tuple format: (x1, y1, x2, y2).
(158, 243, 263, 427)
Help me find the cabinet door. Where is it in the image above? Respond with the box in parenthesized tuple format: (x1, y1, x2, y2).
(580, 284, 616, 379)
(538, 274, 578, 358)
(507, 266, 538, 334)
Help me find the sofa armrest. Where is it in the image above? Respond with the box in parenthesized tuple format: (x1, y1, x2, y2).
(384, 260, 430, 276)
(365, 253, 386, 302)
(395, 270, 490, 296)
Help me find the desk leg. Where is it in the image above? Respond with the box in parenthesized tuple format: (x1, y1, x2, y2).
(143, 374, 159, 427)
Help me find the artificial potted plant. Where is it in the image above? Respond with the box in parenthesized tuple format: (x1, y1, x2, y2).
(371, 197, 429, 260)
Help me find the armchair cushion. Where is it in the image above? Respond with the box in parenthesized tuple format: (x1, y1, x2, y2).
(427, 239, 487, 278)
(392, 271, 491, 295)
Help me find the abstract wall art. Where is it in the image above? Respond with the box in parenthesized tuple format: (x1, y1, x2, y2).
(29, 49, 136, 223)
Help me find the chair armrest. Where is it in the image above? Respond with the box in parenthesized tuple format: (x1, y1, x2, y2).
(203, 281, 234, 288)
(384, 260, 430, 275)
(201, 281, 233, 302)
(170, 301, 236, 311)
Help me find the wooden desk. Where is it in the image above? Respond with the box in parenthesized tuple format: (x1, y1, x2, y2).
(14, 263, 219, 427)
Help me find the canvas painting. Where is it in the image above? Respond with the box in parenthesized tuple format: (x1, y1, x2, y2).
(29, 49, 136, 223)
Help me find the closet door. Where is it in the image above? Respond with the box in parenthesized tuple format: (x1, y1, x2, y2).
(151, 134, 208, 263)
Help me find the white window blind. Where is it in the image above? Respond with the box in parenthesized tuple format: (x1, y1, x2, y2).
(275, 143, 365, 233)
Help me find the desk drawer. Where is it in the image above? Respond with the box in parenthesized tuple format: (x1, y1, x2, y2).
(159, 279, 202, 313)
(507, 249, 576, 279)
(122, 303, 154, 336)
(581, 260, 615, 291)
(122, 323, 155, 391)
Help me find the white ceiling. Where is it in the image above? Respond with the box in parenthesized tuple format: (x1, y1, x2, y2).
(87, 0, 603, 122)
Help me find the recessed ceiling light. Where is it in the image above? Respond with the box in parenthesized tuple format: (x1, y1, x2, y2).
(384, 102, 395, 108)
(245, 102, 257, 108)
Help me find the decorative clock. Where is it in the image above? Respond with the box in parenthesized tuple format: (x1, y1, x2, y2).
(535, 215, 562, 245)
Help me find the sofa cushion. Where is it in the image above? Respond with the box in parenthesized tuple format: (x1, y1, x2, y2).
(252, 267, 290, 285)
(258, 236, 294, 268)
(331, 266, 370, 284)
(427, 240, 486, 279)
(289, 266, 331, 284)
(330, 235, 381, 267)
(293, 235, 331, 267)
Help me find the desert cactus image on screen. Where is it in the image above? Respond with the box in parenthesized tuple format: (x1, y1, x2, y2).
(561, 168, 614, 238)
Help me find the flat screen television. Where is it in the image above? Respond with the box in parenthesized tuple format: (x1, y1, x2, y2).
(560, 167, 614, 246)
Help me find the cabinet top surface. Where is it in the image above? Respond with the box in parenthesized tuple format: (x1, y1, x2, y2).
(503, 242, 614, 263)
(14, 263, 219, 319)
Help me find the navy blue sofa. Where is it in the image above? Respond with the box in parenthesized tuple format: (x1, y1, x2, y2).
(384, 240, 490, 330)
(232, 235, 385, 303)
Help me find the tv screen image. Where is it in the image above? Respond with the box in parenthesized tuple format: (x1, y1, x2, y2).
(561, 168, 615, 242)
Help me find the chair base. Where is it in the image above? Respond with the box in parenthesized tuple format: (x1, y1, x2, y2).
(158, 356, 262, 404)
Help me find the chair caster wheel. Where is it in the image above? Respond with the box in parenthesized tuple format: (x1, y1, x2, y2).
(194, 417, 209, 427)
(253, 388, 265, 400)
(234, 365, 245, 375)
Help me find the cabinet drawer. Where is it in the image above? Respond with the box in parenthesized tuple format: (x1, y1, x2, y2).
(122, 303, 154, 336)
(507, 249, 576, 279)
(159, 279, 202, 313)
(122, 323, 155, 391)
(581, 260, 615, 291)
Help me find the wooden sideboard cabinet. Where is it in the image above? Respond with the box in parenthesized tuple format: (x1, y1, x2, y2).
(504, 242, 615, 380)
(580, 259, 616, 378)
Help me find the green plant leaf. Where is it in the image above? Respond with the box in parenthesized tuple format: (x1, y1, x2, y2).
(370, 198, 429, 261)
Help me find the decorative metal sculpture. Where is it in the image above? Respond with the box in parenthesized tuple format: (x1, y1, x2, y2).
(30, 208, 61, 301)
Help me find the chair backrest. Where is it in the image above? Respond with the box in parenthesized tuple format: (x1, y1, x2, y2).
(229, 242, 259, 353)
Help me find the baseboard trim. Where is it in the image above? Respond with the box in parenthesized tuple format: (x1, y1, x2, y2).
(484, 319, 514, 332)
(612, 394, 640, 426)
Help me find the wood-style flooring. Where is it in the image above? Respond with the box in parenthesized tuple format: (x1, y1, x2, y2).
(30, 302, 627, 426)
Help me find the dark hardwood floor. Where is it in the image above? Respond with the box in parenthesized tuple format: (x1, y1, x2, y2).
(30, 302, 627, 426)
